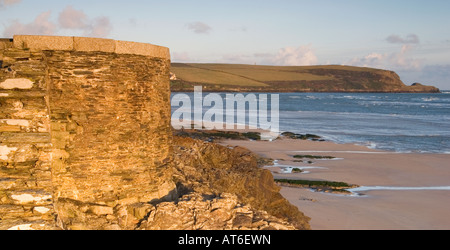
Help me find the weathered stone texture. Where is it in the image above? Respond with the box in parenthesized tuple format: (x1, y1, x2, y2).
(0, 35, 174, 230)
(0, 39, 13, 50)
(45, 50, 176, 210)
(172, 136, 311, 230)
(139, 193, 297, 230)
(0, 47, 54, 230)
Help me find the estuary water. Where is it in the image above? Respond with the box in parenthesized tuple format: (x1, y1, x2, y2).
(171, 92, 450, 154)
(277, 92, 450, 153)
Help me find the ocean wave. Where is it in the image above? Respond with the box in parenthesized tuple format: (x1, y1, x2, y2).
(342, 95, 373, 100)
(289, 150, 397, 154)
(283, 110, 450, 123)
(266, 161, 328, 174)
(359, 100, 449, 107)
(324, 95, 376, 101)
(365, 142, 378, 149)
(422, 97, 440, 102)
(348, 186, 450, 193)
(277, 93, 450, 154)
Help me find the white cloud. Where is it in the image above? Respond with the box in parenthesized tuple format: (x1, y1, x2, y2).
(386, 34, 420, 44)
(271, 45, 318, 66)
(0, 0, 21, 8)
(2, 6, 113, 38)
(3, 11, 56, 37)
(58, 5, 89, 29)
(86, 17, 112, 38)
(58, 6, 112, 38)
(186, 22, 212, 34)
(348, 44, 423, 71)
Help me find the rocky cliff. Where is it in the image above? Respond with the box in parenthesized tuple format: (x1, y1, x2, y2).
(134, 136, 310, 230)
(169, 136, 310, 230)
(171, 63, 440, 93)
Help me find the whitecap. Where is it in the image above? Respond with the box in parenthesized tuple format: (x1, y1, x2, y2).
(348, 186, 450, 193)
(277, 166, 326, 174)
(265, 162, 327, 174)
(289, 150, 398, 155)
(365, 142, 378, 149)
(421, 97, 440, 102)
(313, 186, 450, 197)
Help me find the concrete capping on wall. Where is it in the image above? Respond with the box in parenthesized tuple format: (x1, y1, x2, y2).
(115, 40, 170, 59)
(12, 35, 170, 59)
(73, 37, 116, 53)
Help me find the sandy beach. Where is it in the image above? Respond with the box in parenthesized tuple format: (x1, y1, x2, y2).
(220, 138, 450, 230)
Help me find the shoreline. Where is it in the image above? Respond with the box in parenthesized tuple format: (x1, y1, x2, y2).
(171, 89, 442, 94)
(295, 138, 450, 155)
(219, 137, 450, 230)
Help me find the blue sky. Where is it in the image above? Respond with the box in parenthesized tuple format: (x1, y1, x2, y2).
(1, 0, 449, 89)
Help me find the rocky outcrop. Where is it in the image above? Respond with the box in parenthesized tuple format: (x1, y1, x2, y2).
(171, 136, 311, 230)
(408, 82, 440, 93)
(170, 72, 177, 80)
(139, 193, 296, 230)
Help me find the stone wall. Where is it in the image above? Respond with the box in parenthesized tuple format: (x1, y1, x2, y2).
(0, 40, 54, 230)
(0, 35, 175, 230)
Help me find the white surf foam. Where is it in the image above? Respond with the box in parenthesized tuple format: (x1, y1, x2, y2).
(289, 150, 398, 154)
(348, 186, 450, 193)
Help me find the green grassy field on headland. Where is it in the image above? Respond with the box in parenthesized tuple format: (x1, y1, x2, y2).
(171, 63, 440, 93)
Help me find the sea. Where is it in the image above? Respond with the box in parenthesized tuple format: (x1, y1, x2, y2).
(171, 91, 450, 154)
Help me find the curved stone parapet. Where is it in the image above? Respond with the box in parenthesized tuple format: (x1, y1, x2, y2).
(1, 35, 174, 230)
(12, 35, 170, 59)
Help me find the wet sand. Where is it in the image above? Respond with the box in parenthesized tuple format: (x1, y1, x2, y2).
(220, 138, 450, 230)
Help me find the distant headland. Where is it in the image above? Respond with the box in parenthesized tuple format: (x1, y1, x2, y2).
(170, 63, 440, 93)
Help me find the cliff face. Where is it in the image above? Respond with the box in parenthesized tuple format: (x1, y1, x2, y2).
(170, 136, 311, 230)
(297, 68, 440, 93)
(171, 63, 440, 93)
